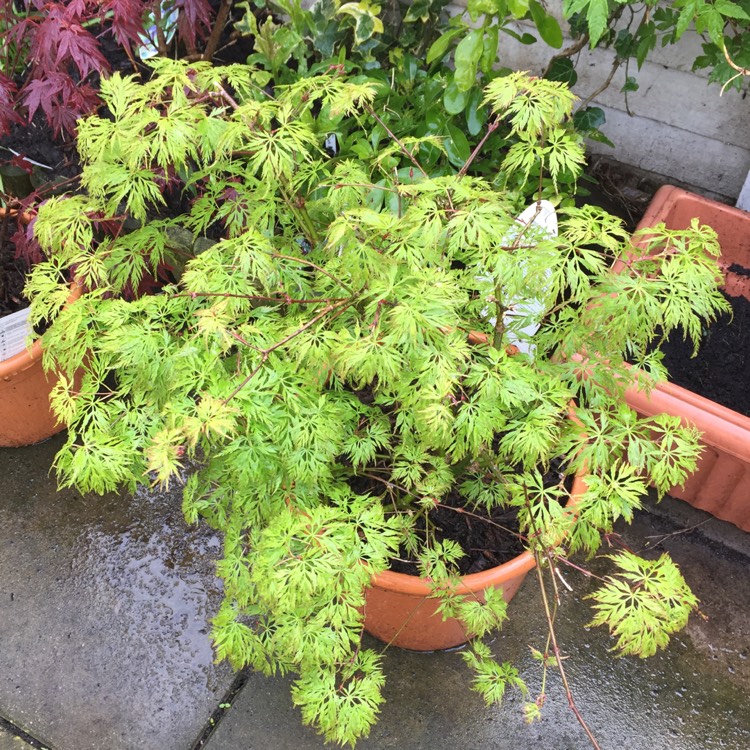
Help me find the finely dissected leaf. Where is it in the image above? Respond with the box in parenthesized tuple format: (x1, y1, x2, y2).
(484, 72, 578, 136)
(292, 651, 386, 745)
(462, 641, 527, 705)
(587, 551, 698, 657)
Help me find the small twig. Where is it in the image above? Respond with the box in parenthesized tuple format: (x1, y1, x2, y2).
(541, 35, 590, 80)
(722, 43, 750, 77)
(175, 291, 350, 305)
(221, 299, 353, 404)
(719, 44, 750, 95)
(433, 504, 528, 543)
(457, 119, 500, 179)
(640, 518, 712, 551)
(226, 330, 264, 353)
(323, 182, 400, 194)
(366, 107, 428, 178)
(577, 57, 622, 112)
(0, 146, 52, 171)
(213, 82, 241, 110)
(554, 565, 573, 592)
(554, 556, 607, 583)
(532, 555, 602, 750)
(271, 253, 355, 296)
(522, 485, 603, 750)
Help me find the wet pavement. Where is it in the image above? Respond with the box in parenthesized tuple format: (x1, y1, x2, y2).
(0, 727, 32, 750)
(1, 433, 749, 750)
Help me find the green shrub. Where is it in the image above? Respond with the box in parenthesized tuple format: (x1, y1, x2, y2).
(26, 61, 727, 745)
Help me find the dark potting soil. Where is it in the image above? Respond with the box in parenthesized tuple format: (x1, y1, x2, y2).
(385, 467, 570, 578)
(657, 289, 750, 418)
(388, 493, 528, 578)
(578, 159, 750, 417)
(0, 213, 32, 317)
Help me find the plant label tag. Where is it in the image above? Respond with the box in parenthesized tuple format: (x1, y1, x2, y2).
(0, 306, 32, 362)
(502, 200, 558, 353)
(138, 0, 180, 60)
(478, 200, 558, 355)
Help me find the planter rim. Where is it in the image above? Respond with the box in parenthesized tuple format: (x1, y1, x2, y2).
(638, 185, 749, 229)
(370, 472, 587, 597)
(0, 204, 83, 378)
(0, 281, 83, 378)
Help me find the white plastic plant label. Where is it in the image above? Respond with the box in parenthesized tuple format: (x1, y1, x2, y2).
(503, 200, 558, 353)
(138, 1, 180, 61)
(479, 200, 558, 355)
(0, 306, 33, 362)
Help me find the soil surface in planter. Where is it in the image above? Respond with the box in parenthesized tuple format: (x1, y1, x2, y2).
(384, 468, 569, 578)
(657, 288, 750, 417)
(388, 493, 528, 578)
(578, 163, 750, 418)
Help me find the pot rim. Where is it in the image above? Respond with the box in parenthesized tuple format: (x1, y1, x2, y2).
(0, 277, 83, 378)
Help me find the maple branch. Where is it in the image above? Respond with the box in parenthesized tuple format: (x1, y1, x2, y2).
(719, 44, 750, 95)
(458, 119, 500, 179)
(271, 253, 356, 296)
(175, 291, 350, 305)
(722, 42, 750, 76)
(541, 35, 590, 80)
(222, 298, 354, 404)
(365, 105, 428, 180)
(521, 485, 602, 750)
(577, 56, 622, 112)
(213, 83, 240, 110)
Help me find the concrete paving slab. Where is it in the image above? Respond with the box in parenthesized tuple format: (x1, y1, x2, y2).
(205, 508, 750, 750)
(0, 435, 234, 750)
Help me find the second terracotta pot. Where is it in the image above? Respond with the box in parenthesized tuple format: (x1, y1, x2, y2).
(363, 474, 586, 651)
(0, 281, 83, 447)
(624, 186, 750, 532)
(0, 208, 82, 446)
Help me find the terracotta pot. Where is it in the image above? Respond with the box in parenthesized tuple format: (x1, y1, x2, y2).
(363, 473, 587, 651)
(0, 208, 82, 447)
(623, 186, 750, 531)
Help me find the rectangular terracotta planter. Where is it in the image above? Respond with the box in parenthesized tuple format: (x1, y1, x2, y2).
(624, 186, 750, 532)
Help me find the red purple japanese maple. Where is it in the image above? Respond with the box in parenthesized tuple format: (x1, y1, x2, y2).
(0, 0, 228, 138)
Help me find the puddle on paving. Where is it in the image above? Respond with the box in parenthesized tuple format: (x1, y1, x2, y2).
(66, 486, 225, 692)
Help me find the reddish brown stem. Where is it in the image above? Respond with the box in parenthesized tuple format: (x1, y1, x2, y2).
(458, 119, 500, 179)
(522, 485, 602, 750)
(202, 0, 234, 62)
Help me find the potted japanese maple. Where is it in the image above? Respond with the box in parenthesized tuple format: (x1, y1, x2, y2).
(624, 186, 750, 531)
(25, 63, 727, 746)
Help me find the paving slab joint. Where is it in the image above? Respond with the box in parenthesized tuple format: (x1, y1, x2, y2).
(0, 716, 51, 750)
(190, 669, 251, 750)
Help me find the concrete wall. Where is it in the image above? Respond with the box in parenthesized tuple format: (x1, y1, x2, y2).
(450, 2, 750, 202)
